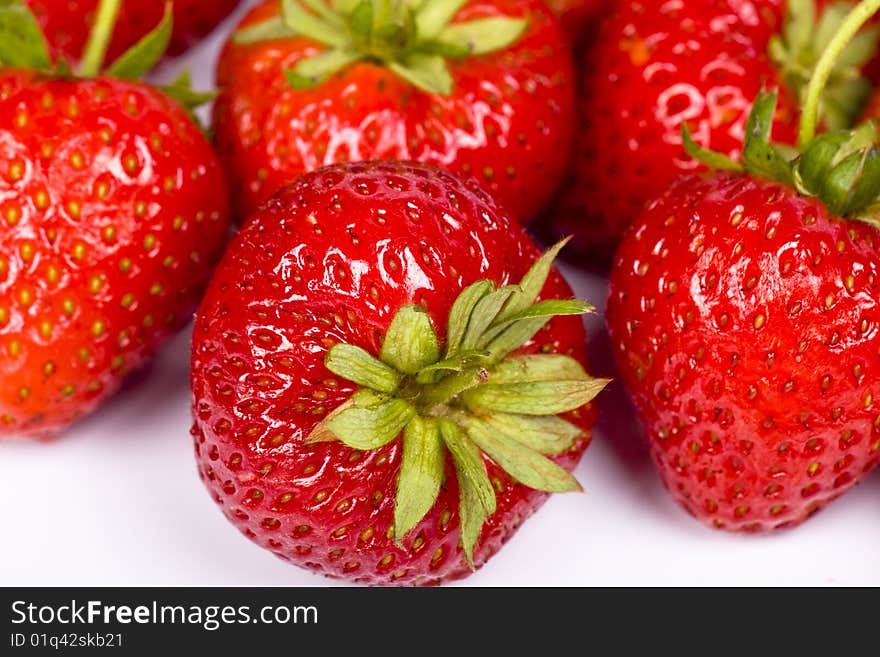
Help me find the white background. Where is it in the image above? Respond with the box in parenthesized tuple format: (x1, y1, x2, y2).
(2, 1, 878, 587)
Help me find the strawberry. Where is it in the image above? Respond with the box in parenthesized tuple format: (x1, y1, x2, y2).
(190, 161, 606, 585)
(545, 0, 880, 261)
(607, 49, 880, 533)
(212, 0, 576, 225)
(24, 0, 241, 62)
(0, 1, 230, 438)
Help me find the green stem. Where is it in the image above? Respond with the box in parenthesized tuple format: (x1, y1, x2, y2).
(78, 0, 123, 77)
(799, 0, 880, 148)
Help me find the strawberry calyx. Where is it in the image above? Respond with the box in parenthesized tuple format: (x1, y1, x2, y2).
(770, 0, 880, 130)
(0, 0, 210, 112)
(685, 0, 880, 224)
(234, 0, 529, 94)
(306, 240, 608, 564)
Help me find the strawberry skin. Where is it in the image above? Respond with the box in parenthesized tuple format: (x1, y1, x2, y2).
(213, 0, 576, 225)
(191, 161, 594, 585)
(549, 0, 799, 260)
(544, 0, 610, 47)
(607, 173, 880, 531)
(25, 0, 241, 62)
(0, 70, 230, 438)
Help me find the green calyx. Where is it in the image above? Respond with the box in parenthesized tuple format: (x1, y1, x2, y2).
(235, 0, 529, 94)
(307, 240, 608, 565)
(684, 89, 880, 222)
(684, 0, 880, 224)
(0, 0, 211, 113)
(770, 0, 880, 130)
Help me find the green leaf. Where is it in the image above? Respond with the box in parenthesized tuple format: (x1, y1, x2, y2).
(843, 146, 880, 215)
(485, 316, 547, 362)
(488, 354, 589, 385)
(435, 17, 527, 56)
(325, 343, 403, 393)
(160, 69, 215, 112)
(440, 419, 494, 566)
(795, 130, 850, 195)
(285, 48, 360, 89)
(0, 1, 51, 70)
(462, 416, 582, 493)
(325, 398, 415, 449)
(444, 279, 493, 359)
(394, 416, 445, 541)
(347, 0, 374, 38)
(822, 146, 880, 216)
(282, 0, 348, 47)
(415, 350, 491, 384)
(415, 0, 468, 39)
(380, 304, 440, 375)
(681, 123, 745, 172)
(496, 239, 569, 323)
(782, 0, 815, 55)
(106, 2, 172, 79)
(460, 286, 515, 352)
(234, 16, 297, 44)
(389, 53, 453, 94)
(474, 413, 583, 456)
(741, 89, 795, 186)
(462, 379, 608, 416)
(480, 299, 592, 346)
(301, 0, 346, 28)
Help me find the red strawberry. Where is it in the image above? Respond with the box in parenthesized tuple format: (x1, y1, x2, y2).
(0, 2, 230, 438)
(607, 89, 880, 531)
(24, 0, 241, 62)
(546, 0, 880, 261)
(213, 0, 576, 225)
(190, 161, 605, 585)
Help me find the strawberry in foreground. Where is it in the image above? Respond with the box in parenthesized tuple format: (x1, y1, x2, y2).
(607, 2, 880, 531)
(544, 0, 610, 48)
(24, 0, 241, 63)
(0, 1, 230, 438)
(213, 0, 576, 225)
(191, 161, 606, 585)
(546, 0, 880, 262)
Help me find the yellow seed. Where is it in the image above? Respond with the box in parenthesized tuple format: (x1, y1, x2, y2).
(123, 154, 138, 173)
(0, 307, 7, 324)
(143, 234, 157, 251)
(88, 276, 102, 294)
(15, 111, 27, 128)
(43, 361, 55, 376)
(134, 201, 146, 217)
(102, 225, 116, 242)
(62, 298, 76, 316)
(96, 181, 110, 200)
(9, 340, 21, 357)
(67, 200, 81, 218)
(119, 257, 132, 273)
(77, 347, 89, 362)
(19, 288, 33, 306)
(70, 151, 85, 170)
(754, 314, 765, 330)
(34, 189, 49, 209)
(172, 215, 184, 230)
(71, 243, 86, 260)
(40, 142, 53, 158)
(164, 176, 175, 193)
(46, 264, 59, 285)
(5, 204, 21, 225)
(142, 314, 154, 328)
(149, 282, 163, 296)
(61, 384, 74, 397)
(39, 320, 51, 339)
(19, 242, 34, 261)
(18, 386, 29, 400)
(99, 128, 112, 143)
(162, 255, 175, 269)
(91, 320, 106, 337)
(120, 293, 135, 308)
(8, 160, 24, 181)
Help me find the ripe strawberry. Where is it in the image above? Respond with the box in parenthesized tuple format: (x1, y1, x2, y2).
(213, 0, 576, 224)
(607, 88, 880, 531)
(191, 161, 605, 585)
(546, 0, 880, 261)
(24, 0, 241, 62)
(0, 2, 230, 438)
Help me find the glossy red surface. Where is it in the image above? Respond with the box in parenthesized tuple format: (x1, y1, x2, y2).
(607, 173, 880, 531)
(0, 70, 230, 437)
(544, 0, 611, 47)
(550, 0, 799, 260)
(24, 0, 241, 62)
(213, 0, 576, 225)
(190, 161, 594, 585)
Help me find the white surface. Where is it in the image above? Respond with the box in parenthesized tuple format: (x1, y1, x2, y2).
(2, 3, 879, 587)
